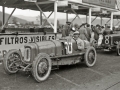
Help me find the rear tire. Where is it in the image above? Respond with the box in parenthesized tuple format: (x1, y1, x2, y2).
(84, 47, 96, 67)
(32, 53, 52, 82)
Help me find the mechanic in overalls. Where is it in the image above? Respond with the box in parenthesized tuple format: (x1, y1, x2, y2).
(73, 31, 90, 50)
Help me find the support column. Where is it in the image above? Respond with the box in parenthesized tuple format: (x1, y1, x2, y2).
(54, 1, 58, 34)
(2, 8, 16, 29)
(66, 13, 68, 22)
(86, 15, 87, 23)
(2, 6, 5, 26)
(101, 16, 102, 26)
(110, 12, 113, 30)
(89, 8, 92, 27)
(40, 12, 42, 25)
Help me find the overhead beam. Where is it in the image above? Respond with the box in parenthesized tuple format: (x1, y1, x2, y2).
(1, 8, 16, 30)
(42, 11, 53, 26)
(35, 2, 54, 29)
(71, 9, 84, 23)
(6, 1, 54, 7)
(71, 16, 77, 23)
(106, 18, 111, 24)
(91, 16, 98, 23)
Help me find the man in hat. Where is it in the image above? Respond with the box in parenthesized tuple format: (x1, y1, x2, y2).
(62, 22, 72, 37)
(73, 31, 84, 50)
(69, 27, 76, 36)
(79, 23, 88, 41)
(86, 23, 92, 41)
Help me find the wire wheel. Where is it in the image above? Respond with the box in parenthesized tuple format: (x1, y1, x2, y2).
(3, 50, 22, 74)
(84, 47, 97, 67)
(32, 53, 51, 82)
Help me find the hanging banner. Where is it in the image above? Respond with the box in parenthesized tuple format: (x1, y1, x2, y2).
(82, 0, 116, 9)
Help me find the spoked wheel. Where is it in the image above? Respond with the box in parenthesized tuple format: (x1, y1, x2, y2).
(3, 50, 22, 74)
(84, 47, 97, 67)
(32, 53, 51, 82)
(116, 42, 120, 56)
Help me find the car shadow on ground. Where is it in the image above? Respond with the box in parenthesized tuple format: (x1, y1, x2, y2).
(97, 50, 117, 56)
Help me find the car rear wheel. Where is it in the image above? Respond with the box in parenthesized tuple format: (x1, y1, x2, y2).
(84, 47, 96, 67)
(3, 49, 22, 74)
(116, 42, 120, 56)
(32, 53, 52, 82)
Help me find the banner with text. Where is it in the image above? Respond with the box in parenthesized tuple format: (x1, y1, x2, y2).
(0, 34, 55, 57)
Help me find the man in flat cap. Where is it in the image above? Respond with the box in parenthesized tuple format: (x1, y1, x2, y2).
(62, 22, 72, 37)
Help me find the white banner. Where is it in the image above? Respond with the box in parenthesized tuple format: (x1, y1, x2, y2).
(24, 0, 37, 2)
(0, 34, 55, 57)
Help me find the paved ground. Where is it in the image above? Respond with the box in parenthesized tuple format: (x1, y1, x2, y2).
(0, 50, 120, 90)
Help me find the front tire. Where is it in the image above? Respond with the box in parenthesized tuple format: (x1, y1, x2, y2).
(84, 47, 97, 67)
(3, 49, 22, 74)
(32, 53, 52, 82)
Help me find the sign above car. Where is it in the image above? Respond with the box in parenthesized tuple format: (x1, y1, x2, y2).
(24, 0, 37, 2)
(58, 1, 68, 7)
(82, 0, 116, 9)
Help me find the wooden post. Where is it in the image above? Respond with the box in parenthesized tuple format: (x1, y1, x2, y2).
(2, 6, 5, 25)
(110, 12, 113, 30)
(89, 8, 92, 27)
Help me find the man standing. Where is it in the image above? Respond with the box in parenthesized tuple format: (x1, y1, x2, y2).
(62, 22, 71, 37)
(86, 24, 92, 41)
(79, 23, 88, 41)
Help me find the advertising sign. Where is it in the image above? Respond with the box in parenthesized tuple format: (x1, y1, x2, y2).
(58, 1, 68, 7)
(0, 34, 55, 57)
(82, 0, 116, 9)
(24, 0, 37, 2)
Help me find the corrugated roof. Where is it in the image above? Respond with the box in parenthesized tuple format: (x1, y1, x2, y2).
(0, 0, 119, 19)
(0, 0, 90, 15)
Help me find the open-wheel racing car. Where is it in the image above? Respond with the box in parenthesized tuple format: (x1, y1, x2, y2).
(3, 36, 97, 82)
(92, 30, 120, 56)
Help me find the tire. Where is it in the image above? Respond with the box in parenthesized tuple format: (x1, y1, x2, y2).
(116, 42, 120, 56)
(32, 53, 52, 82)
(91, 39, 97, 48)
(84, 47, 97, 67)
(3, 49, 22, 74)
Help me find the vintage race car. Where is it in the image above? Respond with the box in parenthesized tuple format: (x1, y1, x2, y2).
(92, 31, 120, 55)
(101, 34, 120, 55)
(3, 36, 96, 82)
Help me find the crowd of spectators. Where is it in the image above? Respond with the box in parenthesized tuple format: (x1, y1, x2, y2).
(60, 22, 113, 40)
(60, 22, 113, 50)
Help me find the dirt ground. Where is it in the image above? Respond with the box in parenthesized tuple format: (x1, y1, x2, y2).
(0, 50, 120, 90)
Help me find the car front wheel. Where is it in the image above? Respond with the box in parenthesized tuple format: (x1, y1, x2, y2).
(3, 49, 22, 74)
(32, 53, 52, 82)
(84, 47, 97, 67)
